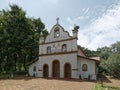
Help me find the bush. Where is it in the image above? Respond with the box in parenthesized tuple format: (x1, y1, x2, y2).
(0, 73, 10, 79)
(15, 71, 28, 75)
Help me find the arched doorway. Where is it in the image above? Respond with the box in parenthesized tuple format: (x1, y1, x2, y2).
(64, 63, 71, 78)
(43, 64, 49, 78)
(52, 60, 60, 78)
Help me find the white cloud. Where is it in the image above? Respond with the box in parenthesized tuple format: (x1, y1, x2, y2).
(67, 15, 89, 29)
(81, 8, 89, 14)
(77, 2, 120, 50)
(66, 8, 90, 29)
(84, 8, 89, 14)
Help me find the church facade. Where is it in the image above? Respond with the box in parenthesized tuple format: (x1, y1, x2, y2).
(28, 19, 100, 80)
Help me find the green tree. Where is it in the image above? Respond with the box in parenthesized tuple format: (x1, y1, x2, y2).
(0, 4, 48, 73)
(106, 54, 120, 78)
(98, 41, 120, 79)
(97, 46, 112, 60)
(78, 45, 99, 57)
(111, 41, 120, 53)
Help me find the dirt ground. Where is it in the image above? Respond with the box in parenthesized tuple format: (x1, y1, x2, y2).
(0, 76, 120, 90)
(0, 77, 95, 90)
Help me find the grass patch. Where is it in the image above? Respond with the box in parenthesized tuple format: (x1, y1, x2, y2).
(93, 83, 120, 90)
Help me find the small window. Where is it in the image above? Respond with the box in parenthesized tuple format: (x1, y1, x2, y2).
(62, 44, 67, 52)
(47, 46, 51, 53)
(33, 66, 36, 71)
(54, 27, 60, 38)
(82, 64, 87, 71)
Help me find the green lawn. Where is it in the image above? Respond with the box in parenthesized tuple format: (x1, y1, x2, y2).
(93, 83, 120, 90)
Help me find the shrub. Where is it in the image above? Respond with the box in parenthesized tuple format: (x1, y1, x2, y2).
(15, 71, 28, 75)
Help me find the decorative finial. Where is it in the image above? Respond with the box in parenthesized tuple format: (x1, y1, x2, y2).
(74, 24, 80, 30)
(56, 17, 59, 24)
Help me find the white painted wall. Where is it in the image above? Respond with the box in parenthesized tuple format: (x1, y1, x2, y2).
(28, 60, 39, 77)
(77, 57, 96, 80)
(39, 53, 78, 78)
(39, 40, 77, 55)
(39, 24, 78, 55)
(45, 24, 72, 43)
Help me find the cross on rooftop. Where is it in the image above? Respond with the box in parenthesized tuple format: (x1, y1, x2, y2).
(56, 17, 59, 24)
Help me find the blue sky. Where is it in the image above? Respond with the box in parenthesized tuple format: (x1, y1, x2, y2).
(0, 0, 120, 50)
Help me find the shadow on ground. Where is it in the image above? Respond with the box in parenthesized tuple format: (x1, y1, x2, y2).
(97, 75, 112, 83)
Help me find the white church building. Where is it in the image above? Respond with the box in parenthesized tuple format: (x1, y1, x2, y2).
(28, 18, 100, 80)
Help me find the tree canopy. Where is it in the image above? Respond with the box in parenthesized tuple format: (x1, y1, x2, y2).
(0, 4, 48, 73)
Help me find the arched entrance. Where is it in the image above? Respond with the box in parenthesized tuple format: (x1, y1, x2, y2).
(64, 63, 71, 78)
(52, 60, 60, 78)
(43, 64, 49, 78)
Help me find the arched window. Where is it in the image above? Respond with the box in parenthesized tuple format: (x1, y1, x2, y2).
(47, 46, 51, 53)
(62, 44, 67, 52)
(54, 27, 60, 38)
(82, 64, 87, 71)
(33, 66, 36, 71)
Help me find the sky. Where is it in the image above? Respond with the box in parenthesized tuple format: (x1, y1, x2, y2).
(0, 0, 120, 50)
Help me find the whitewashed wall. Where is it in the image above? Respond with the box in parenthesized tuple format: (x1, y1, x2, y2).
(45, 25, 72, 43)
(77, 57, 96, 80)
(39, 53, 78, 78)
(28, 61, 39, 77)
(39, 40, 77, 55)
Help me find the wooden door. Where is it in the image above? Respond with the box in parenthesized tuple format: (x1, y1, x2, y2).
(64, 63, 71, 78)
(43, 64, 49, 78)
(52, 61, 60, 78)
